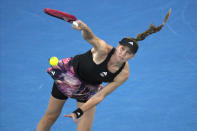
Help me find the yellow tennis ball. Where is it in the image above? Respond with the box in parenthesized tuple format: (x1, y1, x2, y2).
(49, 57, 59, 66)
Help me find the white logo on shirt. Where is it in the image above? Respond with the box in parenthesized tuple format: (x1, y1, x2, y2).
(100, 72, 108, 77)
(128, 41, 134, 46)
(77, 112, 80, 116)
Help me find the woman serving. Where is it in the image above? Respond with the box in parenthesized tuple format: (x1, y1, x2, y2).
(37, 8, 171, 131)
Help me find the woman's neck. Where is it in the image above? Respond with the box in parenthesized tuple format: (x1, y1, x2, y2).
(109, 53, 124, 67)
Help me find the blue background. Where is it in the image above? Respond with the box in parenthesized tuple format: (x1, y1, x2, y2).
(0, 0, 197, 130)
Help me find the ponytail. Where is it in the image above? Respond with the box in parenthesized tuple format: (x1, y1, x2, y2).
(134, 8, 172, 41)
(119, 9, 172, 54)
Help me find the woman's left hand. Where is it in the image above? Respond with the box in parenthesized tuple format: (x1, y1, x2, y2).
(64, 113, 78, 123)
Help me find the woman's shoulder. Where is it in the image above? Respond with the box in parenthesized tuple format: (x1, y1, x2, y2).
(91, 43, 113, 55)
(113, 62, 130, 84)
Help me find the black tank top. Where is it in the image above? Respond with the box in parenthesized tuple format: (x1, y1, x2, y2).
(72, 47, 125, 85)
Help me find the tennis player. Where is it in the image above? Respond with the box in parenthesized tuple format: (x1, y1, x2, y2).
(37, 9, 171, 131)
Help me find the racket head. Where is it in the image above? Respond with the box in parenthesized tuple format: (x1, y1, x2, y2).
(44, 8, 77, 22)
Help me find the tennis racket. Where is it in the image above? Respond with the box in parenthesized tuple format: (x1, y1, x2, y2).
(44, 8, 78, 26)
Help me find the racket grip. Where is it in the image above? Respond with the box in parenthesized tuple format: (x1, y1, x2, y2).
(72, 21, 78, 27)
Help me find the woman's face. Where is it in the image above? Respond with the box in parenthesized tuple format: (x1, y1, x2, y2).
(115, 44, 135, 62)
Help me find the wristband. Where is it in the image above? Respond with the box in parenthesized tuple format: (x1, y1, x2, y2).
(72, 108, 83, 118)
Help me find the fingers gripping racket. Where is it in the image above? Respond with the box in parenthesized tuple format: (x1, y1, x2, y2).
(44, 8, 78, 26)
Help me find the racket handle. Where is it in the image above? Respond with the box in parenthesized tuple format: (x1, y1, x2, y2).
(72, 21, 78, 27)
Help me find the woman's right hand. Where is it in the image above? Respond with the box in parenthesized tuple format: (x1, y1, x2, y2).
(71, 20, 87, 31)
